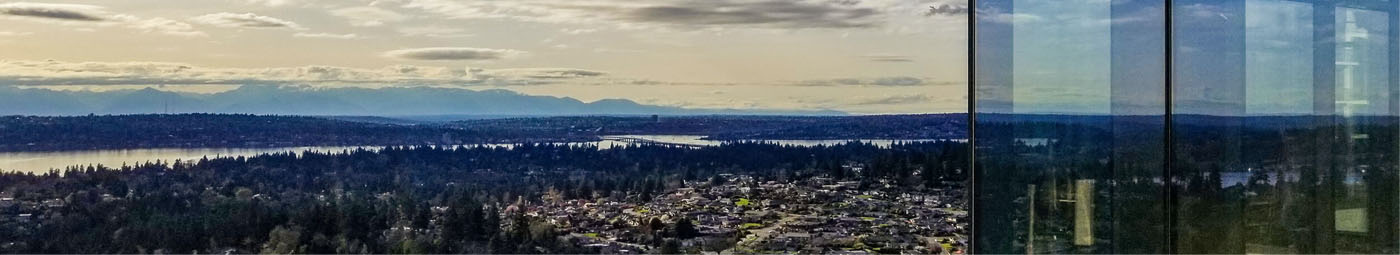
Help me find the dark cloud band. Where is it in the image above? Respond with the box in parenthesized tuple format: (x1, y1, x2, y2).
(621, 1, 879, 29)
(383, 47, 524, 61)
(926, 4, 969, 16)
(0, 3, 106, 21)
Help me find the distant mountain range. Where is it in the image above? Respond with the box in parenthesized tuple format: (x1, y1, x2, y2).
(0, 85, 845, 116)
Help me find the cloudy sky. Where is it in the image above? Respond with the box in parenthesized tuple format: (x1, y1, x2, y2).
(0, 0, 968, 114)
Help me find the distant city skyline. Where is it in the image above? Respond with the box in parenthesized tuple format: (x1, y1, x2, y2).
(0, 0, 969, 114)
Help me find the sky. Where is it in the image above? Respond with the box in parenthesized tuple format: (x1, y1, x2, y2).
(0, 0, 970, 114)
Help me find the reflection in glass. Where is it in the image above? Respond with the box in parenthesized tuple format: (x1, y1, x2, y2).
(1174, 1, 1398, 253)
(974, 0, 1400, 253)
(974, 0, 1166, 253)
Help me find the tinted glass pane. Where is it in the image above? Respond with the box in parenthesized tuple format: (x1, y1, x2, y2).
(1332, 5, 1397, 253)
(976, 0, 1400, 253)
(974, 0, 1166, 253)
(1172, 0, 1400, 253)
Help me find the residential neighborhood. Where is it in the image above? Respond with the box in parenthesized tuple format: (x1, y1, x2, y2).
(519, 173, 968, 254)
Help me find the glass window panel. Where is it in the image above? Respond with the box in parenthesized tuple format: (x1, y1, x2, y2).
(1169, 0, 1399, 253)
(975, 0, 1400, 253)
(974, 0, 1166, 253)
(1332, 5, 1396, 253)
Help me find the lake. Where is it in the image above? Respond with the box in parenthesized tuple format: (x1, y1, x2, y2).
(0, 135, 955, 174)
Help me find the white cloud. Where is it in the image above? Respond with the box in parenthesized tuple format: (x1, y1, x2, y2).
(862, 55, 914, 63)
(796, 76, 961, 87)
(331, 6, 406, 27)
(293, 32, 359, 39)
(484, 68, 605, 79)
(851, 94, 933, 106)
(192, 12, 304, 30)
(239, 0, 295, 7)
(0, 31, 34, 36)
(592, 48, 646, 54)
(383, 47, 525, 61)
(121, 16, 207, 37)
(562, 28, 598, 35)
(397, 26, 473, 38)
(0, 59, 605, 86)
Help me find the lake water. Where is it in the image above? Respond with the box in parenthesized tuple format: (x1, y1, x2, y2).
(601, 135, 957, 148)
(0, 135, 955, 174)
